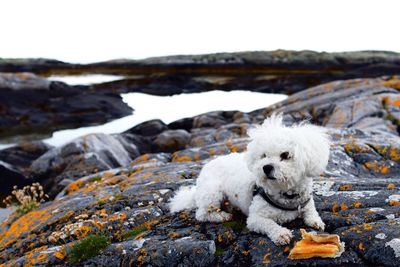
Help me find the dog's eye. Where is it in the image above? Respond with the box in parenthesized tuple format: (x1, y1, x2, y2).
(260, 153, 267, 159)
(280, 152, 291, 160)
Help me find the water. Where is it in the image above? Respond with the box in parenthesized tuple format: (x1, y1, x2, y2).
(48, 74, 125, 85)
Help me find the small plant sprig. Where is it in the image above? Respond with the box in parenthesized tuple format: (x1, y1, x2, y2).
(3, 182, 49, 214)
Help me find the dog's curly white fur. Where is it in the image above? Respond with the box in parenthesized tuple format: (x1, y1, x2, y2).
(169, 114, 330, 245)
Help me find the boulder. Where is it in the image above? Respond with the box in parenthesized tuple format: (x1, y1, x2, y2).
(124, 119, 168, 136)
(29, 133, 139, 197)
(154, 129, 191, 152)
(0, 161, 29, 195)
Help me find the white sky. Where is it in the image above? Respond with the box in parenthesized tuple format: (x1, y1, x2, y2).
(1, 0, 400, 63)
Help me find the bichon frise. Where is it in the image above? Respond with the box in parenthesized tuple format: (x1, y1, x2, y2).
(169, 114, 330, 245)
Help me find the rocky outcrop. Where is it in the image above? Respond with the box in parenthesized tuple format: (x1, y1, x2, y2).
(0, 73, 132, 140)
(1, 76, 400, 266)
(2, 50, 400, 139)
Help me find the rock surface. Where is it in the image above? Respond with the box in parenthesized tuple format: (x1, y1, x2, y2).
(3, 50, 400, 138)
(1, 76, 400, 266)
(0, 74, 132, 140)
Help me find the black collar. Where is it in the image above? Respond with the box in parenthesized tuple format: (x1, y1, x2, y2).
(252, 185, 311, 211)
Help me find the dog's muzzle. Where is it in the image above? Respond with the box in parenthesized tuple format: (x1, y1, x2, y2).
(263, 164, 276, 180)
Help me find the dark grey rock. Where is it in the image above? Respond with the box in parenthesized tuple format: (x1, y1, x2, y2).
(154, 129, 191, 152)
(124, 119, 168, 136)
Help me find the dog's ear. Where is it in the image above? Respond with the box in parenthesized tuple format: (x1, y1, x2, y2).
(248, 113, 283, 139)
(297, 125, 331, 177)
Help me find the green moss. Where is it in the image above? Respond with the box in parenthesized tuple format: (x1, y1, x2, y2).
(68, 234, 111, 263)
(16, 201, 38, 214)
(91, 175, 102, 182)
(214, 246, 224, 256)
(222, 221, 246, 232)
(122, 225, 147, 240)
(110, 193, 124, 204)
(97, 200, 106, 206)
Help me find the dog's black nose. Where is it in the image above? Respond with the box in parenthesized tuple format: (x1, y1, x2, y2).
(263, 164, 274, 177)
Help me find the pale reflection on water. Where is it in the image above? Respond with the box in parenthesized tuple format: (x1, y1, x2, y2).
(48, 74, 124, 85)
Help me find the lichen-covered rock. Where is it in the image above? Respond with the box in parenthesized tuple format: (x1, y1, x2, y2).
(1, 76, 400, 266)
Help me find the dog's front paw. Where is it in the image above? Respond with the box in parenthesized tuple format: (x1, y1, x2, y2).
(270, 227, 293, 246)
(305, 216, 325, 231)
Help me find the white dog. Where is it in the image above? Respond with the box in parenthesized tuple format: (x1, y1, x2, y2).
(169, 114, 330, 245)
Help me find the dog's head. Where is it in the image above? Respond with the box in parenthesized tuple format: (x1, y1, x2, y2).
(245, 114, 331, 190)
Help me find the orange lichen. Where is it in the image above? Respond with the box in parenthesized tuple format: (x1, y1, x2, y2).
(352, 202, 363, 208)
(332, 203, 339, 214)
(344, 142, 369, 154)
(262, 252, 271, 264)
(364, 161, 390, 174)
(53, 250, 66, 260)
(67, 180, 84, 194)
(0, 209, 51, 249)
(172, 155, 192, 162)
(389, 147, 400, 161)
(358, 243, 364, 250)
(340, 203, 348, 211)
(178, 211, 189, 220)
(339, 184, 352, 191)
(389, 200, 400, 206)
(131, 154, 150, 164)
(230, 145, 239, 152)
(362, 223, 373, 230)
(168, 232, 179, 238)
(387, 183, 395, 189)
(109, 213, 127, 221)
(75, 225, 92, 238)
(383, 78, 400, 90)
